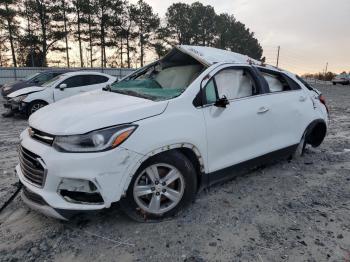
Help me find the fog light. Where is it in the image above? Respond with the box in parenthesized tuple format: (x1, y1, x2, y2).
(58, 178, 104, 204)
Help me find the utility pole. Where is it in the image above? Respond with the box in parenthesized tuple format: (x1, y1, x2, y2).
(276, 46, 280, 68)
(324, 62, 328, 74)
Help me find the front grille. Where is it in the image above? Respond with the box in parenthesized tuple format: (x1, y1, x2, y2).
(19, 146, 47, 187)
(23, 186, 48, 206)
(29, 127, 55, 145)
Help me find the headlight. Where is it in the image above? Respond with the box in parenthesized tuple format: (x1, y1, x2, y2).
(12, 94, 28, 102)
(3, 86, 11, 91)
(53, 125, 138, 152)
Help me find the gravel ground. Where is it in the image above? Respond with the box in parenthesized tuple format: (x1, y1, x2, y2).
(0, 84, 349, 262)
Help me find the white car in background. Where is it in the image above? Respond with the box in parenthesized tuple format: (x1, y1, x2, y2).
(17, 46, 328, 221)
(5, 71, 116, 116)
(332, 74, 350, 85)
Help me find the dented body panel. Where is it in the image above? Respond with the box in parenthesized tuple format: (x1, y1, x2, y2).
(18, 130, 144, 211)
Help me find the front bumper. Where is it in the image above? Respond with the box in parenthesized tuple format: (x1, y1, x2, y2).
(21, 186, 67, 220)
(17, 129, 144, 219)
(3, 98, 28, 113)
(1, 86, 9, 97)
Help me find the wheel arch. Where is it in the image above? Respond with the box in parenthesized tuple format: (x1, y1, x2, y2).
(305, 119, 327, 147)
(28, 99, 49, 105)
(125, 143, 205, 193)
(26, 99, 49, 116)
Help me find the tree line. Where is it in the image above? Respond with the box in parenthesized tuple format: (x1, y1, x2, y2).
(302, 71, 349, 81)
(0, 0, 264, 68)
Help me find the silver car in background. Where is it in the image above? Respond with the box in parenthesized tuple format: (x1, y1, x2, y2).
(332, 74, 350, 85)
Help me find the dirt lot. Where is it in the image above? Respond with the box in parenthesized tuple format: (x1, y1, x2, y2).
(0, 84, 349, 262)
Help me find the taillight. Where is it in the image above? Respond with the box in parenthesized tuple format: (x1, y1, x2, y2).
(319, 94, 329, 113)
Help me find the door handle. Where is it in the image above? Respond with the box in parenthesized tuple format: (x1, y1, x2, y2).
(299, 96, 307, 102)
(257, 107, 269, 114)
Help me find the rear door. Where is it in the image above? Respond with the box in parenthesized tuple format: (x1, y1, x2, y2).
(79, 74, 110, 93)
(201, 65, 272, 174)
(256, 68, 313, 149)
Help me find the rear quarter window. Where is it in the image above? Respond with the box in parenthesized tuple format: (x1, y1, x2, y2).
(296, 75, 314, 90)
(259, 69, 301, 93)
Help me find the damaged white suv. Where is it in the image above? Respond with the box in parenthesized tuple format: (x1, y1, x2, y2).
(17, 46, 328, 221)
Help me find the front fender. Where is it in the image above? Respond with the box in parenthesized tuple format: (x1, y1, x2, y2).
(119, 143, 205, 195)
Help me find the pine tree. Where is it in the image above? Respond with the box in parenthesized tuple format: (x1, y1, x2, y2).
(25, 0, 66, 66)
(133, 0, 159, 67)
(72, 0, 85, 67)
(0, 0, 19, 67)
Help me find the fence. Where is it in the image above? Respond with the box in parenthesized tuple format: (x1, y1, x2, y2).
(0, 67, 135, 85)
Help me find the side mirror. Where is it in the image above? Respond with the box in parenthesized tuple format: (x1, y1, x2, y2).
(59, 83, 67, 91)
(214, 96, 230, 108)
(102, 84, 111, 91)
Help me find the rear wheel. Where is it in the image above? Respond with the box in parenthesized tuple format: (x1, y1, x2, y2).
(27, 101, 47, 116)
(120, 151, 197, 222)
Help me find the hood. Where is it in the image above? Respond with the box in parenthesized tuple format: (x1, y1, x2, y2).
(8, 86, 45, 98)
(3, 80, 23, 87)
(2, 80, 37, 94)
(29, 90, 168, 135)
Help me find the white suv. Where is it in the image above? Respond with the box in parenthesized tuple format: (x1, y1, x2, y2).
(6, 71, 116, 116)
(16, 46, 328, 221)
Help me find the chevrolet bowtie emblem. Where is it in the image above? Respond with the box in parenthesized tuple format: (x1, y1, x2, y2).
(28, 128, 34, 137)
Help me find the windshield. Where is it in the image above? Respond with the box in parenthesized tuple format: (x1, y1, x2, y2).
(42, 75, 64, 87)
(111, 62, 203, 101)
(24, 73, 40, 81)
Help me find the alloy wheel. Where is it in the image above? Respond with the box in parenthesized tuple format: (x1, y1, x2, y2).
(133, 163, 185, 215)
(30, 103, 45, 114)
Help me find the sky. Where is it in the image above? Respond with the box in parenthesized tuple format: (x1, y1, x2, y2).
(130, 0, 350, 74)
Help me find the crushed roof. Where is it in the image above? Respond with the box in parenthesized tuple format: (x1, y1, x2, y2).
(177, 45, 263, 66)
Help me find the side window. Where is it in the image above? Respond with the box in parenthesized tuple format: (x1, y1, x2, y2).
(260, 70, 301, 92)
(204, 79, 217, 104)
(80, 75, 92, 86)
(33, 73, 52, 84)
(285, 75, 302, 90)
(53, 72, 62, 77)
(60, 76, 84, 88)
(88, 75, 109, 85)
(214, 68, 257, 100)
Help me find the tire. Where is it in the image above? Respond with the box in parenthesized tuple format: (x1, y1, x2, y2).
(332, 82, 336, 85)
(292, 131, 306, 159)
(120, 150, 197, 222)
(27, 101, 47, 116)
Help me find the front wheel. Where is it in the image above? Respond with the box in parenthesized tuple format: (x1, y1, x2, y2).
(120, 151, 197, 222)
(27, 101, 47, 116)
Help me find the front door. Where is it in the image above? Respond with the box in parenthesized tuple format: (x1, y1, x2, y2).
(202, 66, 273, 175)
(53, 75, 91, 101)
